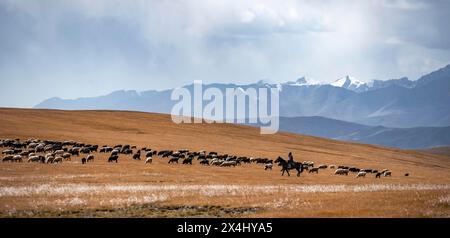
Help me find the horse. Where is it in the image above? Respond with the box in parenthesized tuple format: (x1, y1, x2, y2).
(274, 156, 303, 177)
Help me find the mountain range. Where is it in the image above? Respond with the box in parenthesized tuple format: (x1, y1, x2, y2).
(34, 64, 450, 149)
(277, 116, 450, 149)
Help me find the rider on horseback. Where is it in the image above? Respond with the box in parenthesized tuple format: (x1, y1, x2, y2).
(288, 152, 295, 169)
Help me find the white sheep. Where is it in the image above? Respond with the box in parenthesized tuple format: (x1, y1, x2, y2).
(145, 157, 153, 164)
(27, 156, 41, 163)
(45, 156, 55, 164)
(2, 149, 14, 155)
(53, 156, 63, 164)
(356, 171, 366, 178)
(211, 160, 223, 166)
(220, 161, 237, 167)
(264, 163, 273, 170)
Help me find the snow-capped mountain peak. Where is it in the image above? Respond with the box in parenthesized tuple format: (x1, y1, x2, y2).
(284, 76, 321, 86)
(331, 76, 368, 92)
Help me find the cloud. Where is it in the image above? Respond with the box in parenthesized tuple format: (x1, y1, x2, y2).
(0, 0, 449, 107)
(377, 0, 428, 10)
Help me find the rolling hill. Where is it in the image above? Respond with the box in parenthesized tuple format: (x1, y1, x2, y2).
(1, 108, 448, 170)
(1, 108, 450, 217)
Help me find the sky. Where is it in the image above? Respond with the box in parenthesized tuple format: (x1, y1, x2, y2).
(0, 0, 449, 107)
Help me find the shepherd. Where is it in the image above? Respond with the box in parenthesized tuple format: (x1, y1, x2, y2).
(288, 152, 295, 169)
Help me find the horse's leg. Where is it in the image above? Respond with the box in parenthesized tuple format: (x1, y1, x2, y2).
(286, 169, 290, 177)
(281, 169, 285, 176)
(297, 168, 301, 177)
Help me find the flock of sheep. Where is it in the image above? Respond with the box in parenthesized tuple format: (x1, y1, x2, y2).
(1, 138, 396, 178)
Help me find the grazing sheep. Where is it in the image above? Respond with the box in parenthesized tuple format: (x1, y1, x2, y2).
(334, 168, 349, 176)
(264, 163, 273, 170)
(2, 149, 14, 155)
(45, 156, 55, 164)
(111, 150, 119, 156)
(19, 151, 30, 156)
(2, 155, 13, 162)
(28, 155, 44, 163)
(12, 155, 22, 162)
(108, 155, 119, 163)
(197, 154, 206, 160)
(220, 161, 237, 167)
(145, 157, 152, 164)
(86, 154, 95, 163)
(133, 153, 141, 160)
(182, 157, 193, 165)
(27, 143, 38, 149)
(100, 147, 113, 153)
(318, 164, 328, 169)
(309, 168, 319, 174)
(168, 157, 179, 164)
(81, 157, 87, 164)
(70, 147, 80, 156)
(404, 173, 409, 177)
(211, 160, 222, 166)
(35, 144, 44, 152)
(145, 151, 154, 158)
(199, 159, 209, 165)
(44, 145, 53, 152)
(80, 147, 91, 154)
(383, 171, 392, 177)
(54, 150, 64, 156)
(329, 165, 336, 169)
(62, 153, 71, 161)
(53, 157, 63, 164)
(356, 171, 367, 178)
(349, 167, 360, 173)
(375, 172, 382, 178)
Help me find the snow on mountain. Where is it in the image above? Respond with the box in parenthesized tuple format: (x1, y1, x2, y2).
(330, 76, 369, 92)
(283, 76, 321, 86)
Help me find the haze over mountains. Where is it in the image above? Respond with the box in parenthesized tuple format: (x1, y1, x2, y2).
(35, 65, 450, 149)
(277, 116, 450, 149)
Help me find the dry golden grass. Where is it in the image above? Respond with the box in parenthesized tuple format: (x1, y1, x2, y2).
(0, 108, 449, 217)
